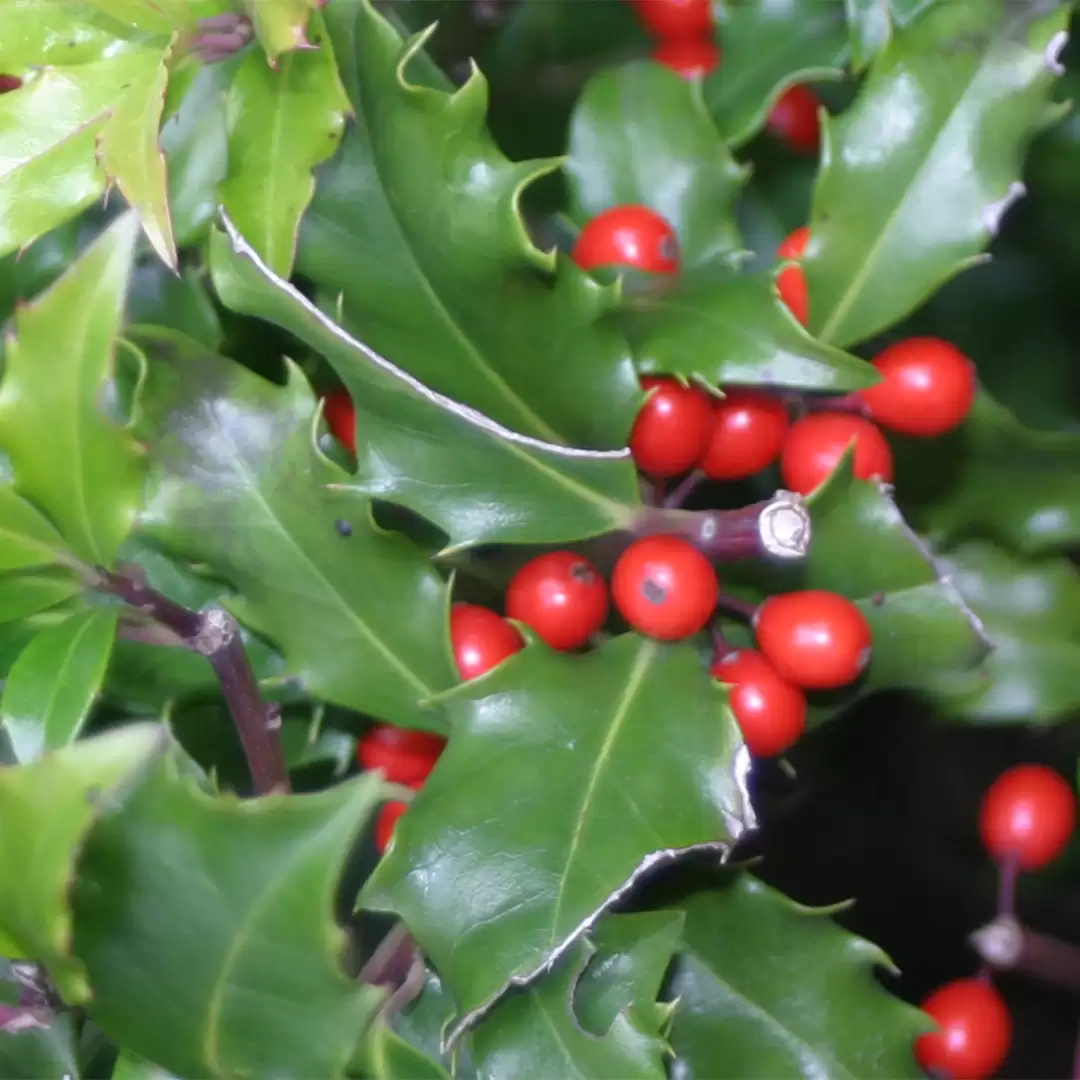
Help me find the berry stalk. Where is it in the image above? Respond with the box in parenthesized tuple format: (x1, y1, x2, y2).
(969, 915, 1080, 991)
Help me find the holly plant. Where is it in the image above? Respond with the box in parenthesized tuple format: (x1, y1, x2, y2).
(2, 0, 1080, 1077)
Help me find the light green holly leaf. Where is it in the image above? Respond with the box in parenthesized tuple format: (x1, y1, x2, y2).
(221, 16, 350, 277)
(805, 0, 1069, 348)
(0, 487, 75, 573)
(86, 0, 192, 33)
(242, 0, 323, 61)
(0, 211, 146, 567)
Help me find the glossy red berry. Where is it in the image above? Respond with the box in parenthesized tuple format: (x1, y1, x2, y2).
(450, 603, 524, 680)
(767, 84, 822, 154)
(712, 648, 806, 757)
(573, 206, 680, 275)
(699, 389, 790, 480)
(652, 38, 721, 79)
(860, 337, 978, 438)
(612, 536, 719, 641)
(776, 226, 809, 326)
(630, 376, 714, 478)
(754, 590, 871, 690)
(979, 764, 1077, 871)
(780, 412, 894, 495)
(356, 724, 446, 786)
(323, 389, 356, 453)
(506, 551, 609, 650)
(630, 0, 712, 39)
(915, 979, 1012, 1080)
(375, 801, 409, 855)
(0, 75, 22, 94)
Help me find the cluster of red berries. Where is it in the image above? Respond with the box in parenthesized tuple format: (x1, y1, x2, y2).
(627, 0, 820, 154)
(573, 208, 978, 493)
(915, 764, 1077, 1079)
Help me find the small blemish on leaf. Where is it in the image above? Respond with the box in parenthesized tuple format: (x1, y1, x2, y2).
(871, 592, 885, 606)
(335, 519, 353, 537)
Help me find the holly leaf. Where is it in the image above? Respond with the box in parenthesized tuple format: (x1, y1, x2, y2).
(134, 325, 456, 731)
(469, 938, 667, 1080)
(934, 541, 1080, 723)
(0, 609, 119, 764)
(804, 0, 1068, 348)
(220, 19, 350, 277)
(0, 18, 176, 267)
(623, 270, 880, 392)
(361, 1024, 453, 1080)
(565, 62, 748, 271)
(845, 0, 943, 68)
(903, 391, 1080, 556)
(703, 0, 847, 146)
(0, 487, 75, 574)
(0, 573, 83, 628)
(666, 874, 929, 1078)
(86, 0, 192, 33)
(295, 0, 641, 452)
(209, 222, 640, 550)
(242, 0, 322, 61)
(70, 747, 386, 1079)
(0, 211, 145, 568)
(389, 969, 474, 1079)
(362, 634, 751, 1026)
(0, 723, 165, 1004)
(0, 1011, 79, 1080)
(111, 1049, 182, 1079)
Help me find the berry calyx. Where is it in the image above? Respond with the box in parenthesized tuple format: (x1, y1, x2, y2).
(630, 0, 713, 39)
(914, 978, 1012, 1080)
(711, 648, 806, 757)
(776, 226, 809, 326)
(356, 723, 446, 786)
(860, 337, 978, 438)
(754, 590, 871, 690)
(780, 412, 894, 495)
(573, 205, 680, 275)
(612, 535, 719, 641)
(323, 389, 356, 453)
(652, 38, 721, 79)
(450, 603, 524, 680)
(767, 84, 822, 154)
(375, 801, 409, 855)
(0, 75, 22, 94)
(506, 551, 609, 651)
(630, 376, 714, 478)
(979, 763, 1077, 871)
(699, 389, 790, 480)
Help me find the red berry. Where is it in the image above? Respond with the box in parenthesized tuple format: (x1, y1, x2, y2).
(629, 376, 714, 478)
(652, 38, 721, 79)
(0, 75, 22, 94)
(776, 226, 809, 326)
(506, 551, 609, 650)
(979, 763, 1076, 871)
(915, 979, 1012, 1080)
(767, 84, 822, 154)
(573, 206, 680, 275)
(356, 724, 446, 786)
(699, 389, 790, 480)
(323, 389, 356, 453)
(375, 801, 409, 855)
(860, 337, 977, 438)
(450, 603, 524, 680)
(712, 648, 806, 757)
(754, 590, 871, 690)
(612, 536, 719, 640)
(630, 0, 712, 38)
(780, 412, 894, 495)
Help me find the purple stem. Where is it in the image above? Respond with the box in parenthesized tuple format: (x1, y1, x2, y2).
(663, 470, 704, 509)
(804, 392, 869, 416)
(969, 915, 1080, 990)
(716, 595, 757, 622)
(996, 854, 1019, 918)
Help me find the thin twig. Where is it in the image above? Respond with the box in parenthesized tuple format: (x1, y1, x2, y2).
(662, 470, 704, 509)
(970, 915, 1080, 991)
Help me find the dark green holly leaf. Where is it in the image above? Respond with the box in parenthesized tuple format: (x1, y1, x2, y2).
(1, 609, 119, 764)
(566, 62, 748, 271)
(934, 540, 1080, 723)
(804, 0, 1068, 348)
(703, 0, 847, 147)
(388, 968, 474, 1079)
(0, 724, 165, 1004)
(903, 391, 1080, 556)
(363, 634, 750, 1025)
(666, 874, 929, 1078)
(111, 1048, 181, 1079)
(71, 747, 386, 1079)
(361, 1024, 452, 1080)
(0, 211, 145, 569)
(470, 938, 666, 1080)
(295, 0, 641, 452)
(134, 326, 454, 729)
(127, 262, 224, 353)
(220, 19, 350, 277)
(242, 0, 322, 60)
(209, 223, 640, 549)
(623, 270, 880, 392)
(0, 1010, 79, 1080)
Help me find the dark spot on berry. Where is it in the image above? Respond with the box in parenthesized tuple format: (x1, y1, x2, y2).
(642, 578, 667, 606)
(570, 561, 597, 584)
(335, 519, 353, 537)
(658, 235, 678, 261)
